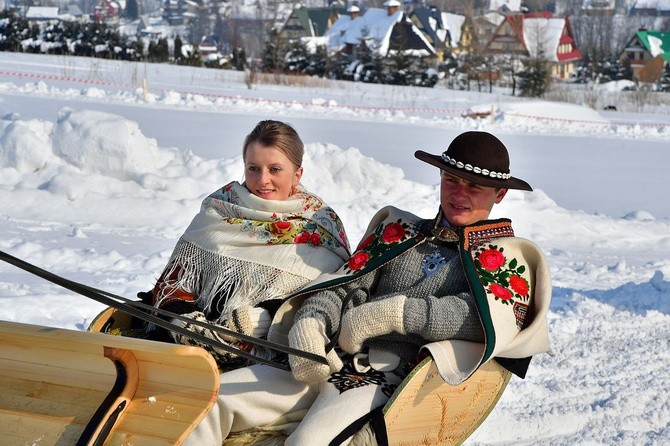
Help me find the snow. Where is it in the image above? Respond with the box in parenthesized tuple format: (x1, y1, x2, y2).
(524, 18, 566, 62)
(1, 53, 669, 445)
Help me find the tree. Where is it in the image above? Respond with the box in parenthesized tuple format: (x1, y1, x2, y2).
(657, 62, 670, 92)
(0, 11, 31, 52)
(174, 35, 183, 62)
(125, 0, 139, 20)
(260, 29, 286, 74)
(518, 57, 550, 97)
(283, 38, 310, 74)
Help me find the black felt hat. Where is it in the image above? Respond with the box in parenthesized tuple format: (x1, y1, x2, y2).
(415, 131, 532, 191)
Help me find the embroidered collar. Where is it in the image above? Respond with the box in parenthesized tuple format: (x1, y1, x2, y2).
(424, 210, 515, 249)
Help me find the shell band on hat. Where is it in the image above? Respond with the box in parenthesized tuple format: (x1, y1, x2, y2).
(441, 154, 511, 180)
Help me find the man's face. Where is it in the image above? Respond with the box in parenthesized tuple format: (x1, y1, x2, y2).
(440, 171, 508, 226)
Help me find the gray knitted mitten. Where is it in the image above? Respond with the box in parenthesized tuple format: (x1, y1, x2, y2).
(339, 294, 407, 354)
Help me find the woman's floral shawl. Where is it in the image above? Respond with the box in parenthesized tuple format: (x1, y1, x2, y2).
(154, 181, 350, 323)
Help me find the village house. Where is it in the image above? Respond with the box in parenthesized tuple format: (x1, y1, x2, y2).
(619, 29, 670, 82)
(441, 12, 478, 56)
(482, 12, 582, 79)
(92, 0, 122, 24)
(324, 3, 436, 59)
(407, 6, 450, 62)
(279, 5, 343, 41)
(25, 6, 60, 21)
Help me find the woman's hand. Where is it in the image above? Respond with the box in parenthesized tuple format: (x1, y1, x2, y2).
(288, 318, 342, 382)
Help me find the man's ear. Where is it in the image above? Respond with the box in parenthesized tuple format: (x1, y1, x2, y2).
(495, 188, 508, 204)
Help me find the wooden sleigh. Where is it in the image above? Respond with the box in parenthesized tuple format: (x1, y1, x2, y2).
(0, 318, 220, 446)
(90, 307, 512, 446)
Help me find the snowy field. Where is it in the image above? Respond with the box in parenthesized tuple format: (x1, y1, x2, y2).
(0, 53, 669, 445)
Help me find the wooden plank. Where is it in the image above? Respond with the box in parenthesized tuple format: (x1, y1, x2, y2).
(0, 375, 106, 417)
(0, 320, 220, 445)
(0, 411, 84, 446)
(0, 356, 115, 391)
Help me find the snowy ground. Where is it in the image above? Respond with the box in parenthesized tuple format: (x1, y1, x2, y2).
(0, 53, 669, 445)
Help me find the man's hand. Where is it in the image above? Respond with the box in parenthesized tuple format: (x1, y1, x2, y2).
(339, 295, 407, 354)
(288, 318, 343, 383)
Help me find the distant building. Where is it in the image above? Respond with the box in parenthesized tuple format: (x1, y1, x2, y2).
(620, 30, 670, 81)
(483, 12, 582, 79)
(408, 6, 450, 61)
(325, 6, 436, 58)
(630, 0, 670, 16)
(25, 6, 60, 21)
(93, 0, 121, 24)
(279, 6, 343, 41)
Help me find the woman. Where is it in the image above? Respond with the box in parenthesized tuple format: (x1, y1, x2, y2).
(149, 120, 350, 369)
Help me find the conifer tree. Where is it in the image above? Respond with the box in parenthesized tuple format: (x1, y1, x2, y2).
(174, 35, 183, 63)
(125, 0, 139, 20)
(518, 58, 550, 97)
(657, 62, 670, 92)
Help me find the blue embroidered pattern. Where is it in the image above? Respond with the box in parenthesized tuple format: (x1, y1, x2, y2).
(421, 249, 447, 277)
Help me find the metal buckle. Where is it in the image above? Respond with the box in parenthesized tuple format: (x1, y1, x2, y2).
(431, 227, 459, 243)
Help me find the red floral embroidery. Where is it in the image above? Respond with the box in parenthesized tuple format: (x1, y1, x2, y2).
(381, 223, 406, 243)
(357, 235, 374, 251)
(343, 219, 412, 274)
(271, 221, 292, 235)
(294, 232, 311, 243)
(478, 248, 505, 271)
(348, 252, 370, 270)
(474, 243, 530, 306)
(294, 231, 322, 246)
(510, 275, 529, 296)
(489, 284, 513, 300)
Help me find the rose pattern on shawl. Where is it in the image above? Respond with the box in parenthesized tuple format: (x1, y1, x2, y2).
(343, 219, 413, 274)
(473, 244, 530, 307)
(223, 216, 342, 251)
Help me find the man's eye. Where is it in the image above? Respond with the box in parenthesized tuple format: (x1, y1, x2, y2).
(247, 166, 259, 172)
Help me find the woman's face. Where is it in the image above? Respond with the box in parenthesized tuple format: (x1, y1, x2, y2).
(244, 142, 303, 201)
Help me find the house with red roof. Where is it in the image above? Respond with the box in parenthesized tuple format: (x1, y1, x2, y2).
(483, 12, 582, 79)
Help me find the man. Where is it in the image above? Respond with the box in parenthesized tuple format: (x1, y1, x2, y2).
(185, 131, 552, 446)
(384, 0, 401, 15)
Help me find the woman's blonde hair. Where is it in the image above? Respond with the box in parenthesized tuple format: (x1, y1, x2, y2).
(242, 120, 304, 168)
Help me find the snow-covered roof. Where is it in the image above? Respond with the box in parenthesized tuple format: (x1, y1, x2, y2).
(631, 0, 670, 10)
(635, 30, 670, 57)
(325, 7, 436, 56)
(441, 12, 465, 48)
(523, 17, 565, 62)
(481, 11, 506, 26)
(489, 0, 521, 12)
(26, 6, 60, 20)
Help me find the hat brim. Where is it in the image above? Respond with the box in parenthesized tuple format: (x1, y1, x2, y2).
(414, 150, 533, 191)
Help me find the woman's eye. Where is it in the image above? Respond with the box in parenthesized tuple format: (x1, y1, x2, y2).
(247, 166, 259, 172)
(270, 167, 282, 173)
